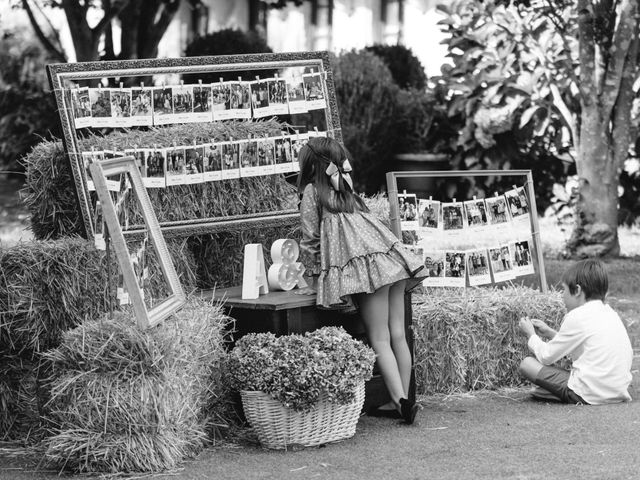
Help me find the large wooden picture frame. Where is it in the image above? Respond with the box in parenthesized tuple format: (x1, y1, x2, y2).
(47, 52, 342, 241)
(386, 169, 548, 292)
(89, 156, 186, 328)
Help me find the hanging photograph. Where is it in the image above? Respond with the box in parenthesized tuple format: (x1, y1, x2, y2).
(221, 141, 240, 179)
(71, 87, 92, 129)
(485, 195, 510, 224)
(463, 198, 489, 228)
(290, 132, 309, 172)
(211, 82, 228, 119)
(287, 76, 308, 114)
(170, 84, 194, 123)
(421, 250, 447, 287)
(443, 251, 466, 287)
(239, 139, 260, 177)
(184, 145, 205, 184)
(505, 186, 530, 217)
(398, 193, 419, 231)
(256, 137, 277, 176)
(152, 86, 173, 125)
(225, 82, 252, 120)
(109, 88, 132, 127)
(144, 148, 166, 188)
(302, 72, 327, 110)
(165, 145, 187, 186)
(125, 148, 147, 179)
(274, 136, 294, 173)
(130, 87, 153, 126)
(489, 244, 516, 283)
(192, 83, 213, 122)
(269, 78, 289, 115)
(203, 143, 223, 181)
(251, 79, 272, 118)
(89, 88, 112, 127)
(418, 199, 440, 230)
(510, 239, 535, 276)
(442, 201, 465, 230)
(466, 248, 492, 286)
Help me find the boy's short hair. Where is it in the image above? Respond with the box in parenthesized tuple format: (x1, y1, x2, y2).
(561, 259, 608, 301)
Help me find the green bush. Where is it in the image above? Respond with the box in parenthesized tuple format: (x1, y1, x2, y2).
(365, 44, 428, 90)
(184, 28, 275, 84)
(332, 50, 401, 194)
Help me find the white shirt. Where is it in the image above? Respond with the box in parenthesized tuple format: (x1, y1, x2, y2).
(528, 300, 633, 405)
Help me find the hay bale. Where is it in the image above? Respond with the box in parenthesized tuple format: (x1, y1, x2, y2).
(42, 299, 232, 473)
(412, 286, 566, 394)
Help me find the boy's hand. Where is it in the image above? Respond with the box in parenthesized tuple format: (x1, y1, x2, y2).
(518, 317, 536, 339)
(530, 318, 556, 339)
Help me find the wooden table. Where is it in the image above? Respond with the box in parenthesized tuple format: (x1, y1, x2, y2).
(200, 286, 416, 411)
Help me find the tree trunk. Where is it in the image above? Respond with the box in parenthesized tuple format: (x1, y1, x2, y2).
(569, 106, 620, 257)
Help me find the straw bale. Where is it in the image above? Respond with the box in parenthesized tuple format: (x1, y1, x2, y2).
(412, 286, 566, 394)
(42, 298, 232, 473)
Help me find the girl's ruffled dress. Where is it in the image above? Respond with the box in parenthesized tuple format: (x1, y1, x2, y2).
(300, 184, 426, 309)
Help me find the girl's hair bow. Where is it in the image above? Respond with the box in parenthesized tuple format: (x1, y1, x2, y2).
(325, 160, 353, 191)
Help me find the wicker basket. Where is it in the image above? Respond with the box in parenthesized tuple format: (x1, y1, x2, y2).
(241, 382, 365, 449)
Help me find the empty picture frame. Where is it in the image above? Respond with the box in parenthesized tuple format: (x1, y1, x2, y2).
(89, 156, 186, 328)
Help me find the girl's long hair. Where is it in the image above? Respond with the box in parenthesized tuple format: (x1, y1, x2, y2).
(297, 137, 369, 214)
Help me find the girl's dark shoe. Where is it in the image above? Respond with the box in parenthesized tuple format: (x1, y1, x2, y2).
(367, 405, 402, 419)
(399, 398, 419, 425)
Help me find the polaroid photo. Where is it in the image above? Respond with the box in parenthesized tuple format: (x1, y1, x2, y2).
(192, 84, 213, 122)
(463, 198, 489, 228)
(169, 85, 194, 124)
(184, 145, 205, 184)
(221, 141, 241, 180)
(109, 88, 132, 127)
(443, 251, 467, 287)
(152, 87, 174, 125)
(268, 78, 289, 115)
(488, 244, 516, 283)
(418, 199, 441, 230)
(224, 82, 252, 120)
(505, 186, 532, 235)
(239, 139, 260, 178)
(203, 143, 223, 182)
(211, 83, 228, 119)
(442, 201, 465, 232)
(398, 194, 419, 231)
(510, 239, 535, 276)
(144, 148, 167, 188)
(89, 88, 112, 127)
(125, 148, 147, 178)
(71, 87, 92, 129)
(93, 201, 106, 250)
(274, 136, 294, 173)
(421, 250, 447, 287)
(303, 72, 327, 110)
(466, 248, 492, 286)
(402, 229, 422, 247)
(485, 195, 510, 225)
(251, 80, 271, 118)
(256, 137, 277, 176)
(287, 76, 308, 114)
(130, 87, 154, 126)
(165, 146, 188, 186)
(290, 132, 309, 172)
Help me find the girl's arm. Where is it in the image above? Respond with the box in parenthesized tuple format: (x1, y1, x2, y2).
(299, 184, 322, 289)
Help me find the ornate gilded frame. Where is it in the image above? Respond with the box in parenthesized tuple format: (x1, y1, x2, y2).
(89, 156, 186, 328)
(47, 52, 342, 241)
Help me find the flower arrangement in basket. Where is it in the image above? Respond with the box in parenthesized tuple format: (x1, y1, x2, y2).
(227, 326, 376, 449)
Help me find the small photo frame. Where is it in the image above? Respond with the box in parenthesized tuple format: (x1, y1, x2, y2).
(418, 199, 440, 229)
(398, 193, 419, 230)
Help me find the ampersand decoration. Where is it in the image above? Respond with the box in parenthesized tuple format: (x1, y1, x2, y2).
(267, 239, 308, 291)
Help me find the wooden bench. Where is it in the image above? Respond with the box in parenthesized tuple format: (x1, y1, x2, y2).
(201, 286, 416, 412)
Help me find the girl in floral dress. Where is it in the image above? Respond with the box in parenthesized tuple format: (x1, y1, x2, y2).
(297, 137, 426, 424)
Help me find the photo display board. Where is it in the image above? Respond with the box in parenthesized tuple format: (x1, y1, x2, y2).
(386, 170, 547, 292)
(47, 52, 341, 241)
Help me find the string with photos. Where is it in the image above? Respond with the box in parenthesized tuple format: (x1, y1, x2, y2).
(396, 183, 536, 289)
(66, 70, 328, 130)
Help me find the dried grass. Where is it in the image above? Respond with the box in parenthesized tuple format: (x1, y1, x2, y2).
(412, 285, 566, 394)
(41, 298, 232, 473)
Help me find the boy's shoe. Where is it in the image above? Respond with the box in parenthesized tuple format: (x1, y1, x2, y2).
(399, 398, 419, 425)
(529, 386, 562, 402)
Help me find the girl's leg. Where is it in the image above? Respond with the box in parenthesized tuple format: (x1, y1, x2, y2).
(388, 280, 411, 397)
(356, 285, 405, 408)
